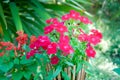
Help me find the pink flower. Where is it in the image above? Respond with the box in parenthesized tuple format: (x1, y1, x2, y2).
(47, 42, 57, 55)
(29, 40, 41, 49)
(61, 14, 70, 21)
(88, 34, 101, 45)
(88, 29, 102, 45)
(78, 33, 88, 42)
(85, 45, 96, 58)
(26, 52, 31, 59)
(59, 35, 70, 43)
(26, 50, 36, 59)
(91, 29, 102, 39)
(29, 36, 51, 50)
(50, 56, 59, 65)
(38, 36, 51, 49)
(69, 10, 80, 20)
(59, 43, 74, 55)
(46, 18, 58, 24)
(78, 16, 92, 24)
(55, 24, 68, 35)
(44, 25, 54, 34)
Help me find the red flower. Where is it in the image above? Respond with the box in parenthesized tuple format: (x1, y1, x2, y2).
(78, 16, 92, 24)
(88, 29, 102, 45)
(30, 36, 51, 50)
(59, 35, 70, 44)
(61, 14, 70, 21)
(0, 52, 5, 57)
(59, 43, 74, 55)
(30, 35, 37, 44)
(29, 40, 41, 49)
(16, 31, 28, 45)
(46, 18, 58, 24)
(0, 46, 2, 49)
(5, 42, 15, 50)
(47, 42, 57, 55)
(69, 10, 80, 20)
(91, 29, 102, 39)
(85, 44, 96, 58)
(44, 25, 54, 34)
(55, 24, 68, 35)
(0, 41, 8, 46)
(38, 36, 51, 50)
(26, 50, 36, 59)
(50, 56, 59, 65)
(78, 33, 88, 42)
(0, 42, 15, 50)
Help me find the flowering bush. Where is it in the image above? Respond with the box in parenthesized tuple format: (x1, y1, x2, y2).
(0, 10, 102, 80)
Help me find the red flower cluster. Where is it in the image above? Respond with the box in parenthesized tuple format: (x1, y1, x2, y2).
(78, 29, 102, 57)
(27, 34, 74, 64)
(16, 31, 28, 50)
(0, 41, 15, 50)
(27, 36, 51, 59)
(0, 41, 16, 57)
(0, 31, 29, 57)
(16, 31, 28, 45)
(62, 10, 92, 24)
(58, 35, 74, 55)
(44, 20, 68, 35)
(0, 10, 102, 66)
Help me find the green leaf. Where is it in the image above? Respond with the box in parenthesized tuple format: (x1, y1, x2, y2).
(30, 0, 51, 20)
(0, 62, 13, 72)
(20, 56, 33, 64)
(85, 68, 93, 75)
(9, 2, 23, 31)
(27, 62, 38, 73)
(62, 71, 70, 80)
(12, 71, 23, 80)
(65, 61, 74, 66)
(23, 70, 32, 80)
(51, 66, 62, 79)
(113, 68, 120, 75)
(74, 0, 92, 5)
(22, 44, 30, 52)
(0, 3, 7, 28)
(76, 63, 82, 74)
(0, 6, 10, 41)
(14, 58, 19, 65)
(0, 76, 7, 80)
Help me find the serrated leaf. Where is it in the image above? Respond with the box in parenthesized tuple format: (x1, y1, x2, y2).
(12, 71, 23, 80)
(113, 68, 120, 75)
